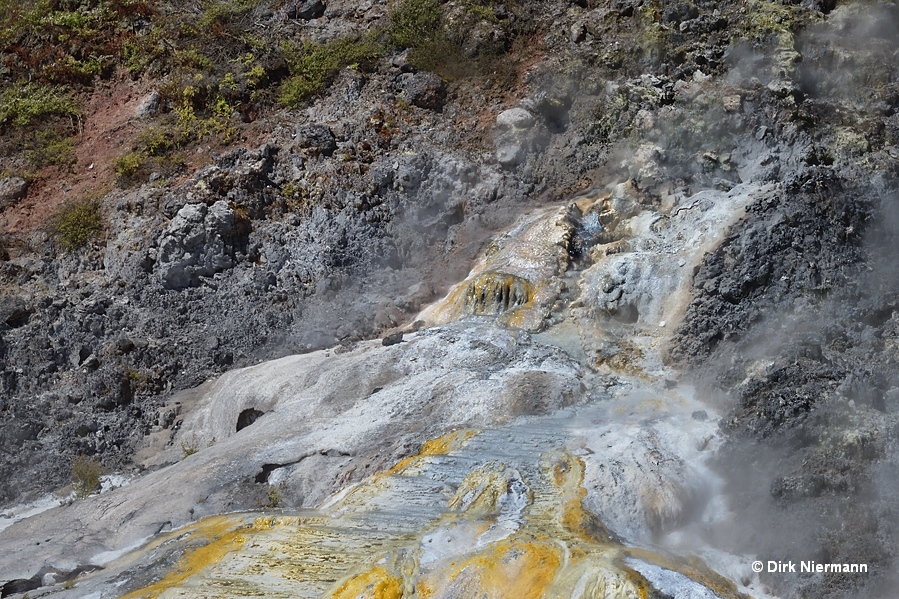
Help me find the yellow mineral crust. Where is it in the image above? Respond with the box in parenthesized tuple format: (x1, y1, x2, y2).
(418, 538, 563, 599)
(119, 433, 745, 599)
(330, 566, 403, 599)
(462, 272, 533, 316)
(387, 428, 478, 475)
(119, 515, 256, 599)
(447, 461, 532, 515)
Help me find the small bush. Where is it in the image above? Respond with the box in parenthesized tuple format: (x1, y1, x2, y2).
(25, 129, 76, 168)
(279, 36, 386, 108)
(266, 485, 282, 508)
(113, 150, 146, 180)
(0, 83, 80, 129)
(388, 0, 443, 49)
(72, 454, 103, 499)
(52, 199, 104, 251)
(180, 433, 212, 458)
(198, 0, 262, 35)
(386, 0, 512, 81)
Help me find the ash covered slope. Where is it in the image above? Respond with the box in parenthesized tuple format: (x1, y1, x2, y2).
(1, 0, 899, 597)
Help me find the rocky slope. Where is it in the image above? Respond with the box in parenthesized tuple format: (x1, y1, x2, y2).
(2, 0, 899, 598)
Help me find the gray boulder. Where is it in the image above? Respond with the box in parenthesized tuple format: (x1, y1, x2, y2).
(284, 0, 324, 20)
(155, 201, 241, 289)
(0, 177, 28, 210)
(295, 123, 337, 156)
(400, 72, 446, 110)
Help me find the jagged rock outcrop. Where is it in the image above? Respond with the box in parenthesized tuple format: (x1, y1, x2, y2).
(155, 201, 244, 289)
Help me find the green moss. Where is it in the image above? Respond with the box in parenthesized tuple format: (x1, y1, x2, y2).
(52, 199, 104, 251)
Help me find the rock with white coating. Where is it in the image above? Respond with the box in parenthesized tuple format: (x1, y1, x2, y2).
(134, 90, 160, 118)
(496, 107, 536, 130)
(494, 107, 538, 167)
(0, 322, 586, 589)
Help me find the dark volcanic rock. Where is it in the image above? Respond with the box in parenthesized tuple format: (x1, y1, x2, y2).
(400, 72, 446, 111)
(295, 124, 337, 156)
(284, 0, 324, 20)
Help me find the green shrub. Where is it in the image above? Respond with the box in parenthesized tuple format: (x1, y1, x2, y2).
(72, 454, 103, 499)
(279, 36, 386, 108)
(198, 0, 262, 34)
(266, 485, 282, 508)
(388, 0, 443, 49)
(386, 0, 512, 81)
(180, 433, 200, 458)
(25, 129, 76, 168)
(52, 199, 104, 251)
(139, 125, 179, 157)
(0, 0, 154, 84)
(114, 150, 145, 179)
(0, 83, 80, 129)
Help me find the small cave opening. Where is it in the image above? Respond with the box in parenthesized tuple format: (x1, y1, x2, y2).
(255, 463, 282, 484)
(236, 408, 265, 432)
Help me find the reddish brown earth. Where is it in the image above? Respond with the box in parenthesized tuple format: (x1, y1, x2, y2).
(0, 71, 149, 239)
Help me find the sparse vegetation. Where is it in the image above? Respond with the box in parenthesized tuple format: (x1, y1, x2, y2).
(387, 0, 443, 50)
(386, 0, 520, 82)
(266, 485, 282, 508)
(72, 454, 102, 499)
(0, 0, 153, 85)
(113, 150, 145, 180)
(51, 198, 104, 250)
(737, 0, 812, 40)
(180, 434, 200, 458)
(25, 129, 76, 168)
(0, 0, 531, 188)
